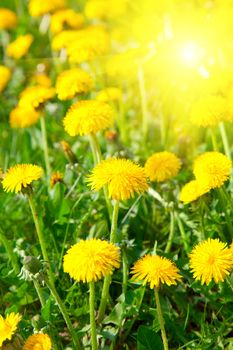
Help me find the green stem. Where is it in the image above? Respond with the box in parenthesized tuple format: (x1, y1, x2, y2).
(109, 200, 119, 243)
(45, 277, 82, 349)
(27, 193, 54, 286)
(89, 133, 112, 220)
(0, 228, 20, 274)
(33, 278, 45, 307)
(138, 65, 149, 142)
(165, 211, 175, 253)
(40, 114, 51, 177)
(122, 249, 128, 296)
(98, 200, 120, 323)
(210, 127, 218, 152)
(90, 281, 98, 350)
(174, 211, 189, 253)
(219, 122, 231, 160)
(154, 287, 169, 350)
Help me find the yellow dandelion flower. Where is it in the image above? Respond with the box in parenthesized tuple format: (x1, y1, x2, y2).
(190, 95, 227, 127)
(180, 180, 209, 204)
(85, 0, 128, 20)
(32, 74, 52, 87)
(0, 65, 11, 93)
(19, 85, 55, 109)
(6, 35, 33, 59)
(23, 333, 52, 350)
(0, 8, 17, 29)
(0, 312, 21, 347)
(63, 100, 114, 136)
(87, 158, 148, 200)
(189, 238, 233, 285)
(50, 9, 84, 34)
(63, 239, 120, 283)
(67, 26, 110, 64)
(29, 0, 66, 17)
(145, 151, 181, 182)
(10, 105, 40, 128)
(193, 152, 232, 189)
(96, 87, 122, 103)
(131, 254, 182, 289)
(51, 30, 81, 51)
(50, 171, 63, 187)
(2, 164, 43, 193)
(56, 68, 94, 100)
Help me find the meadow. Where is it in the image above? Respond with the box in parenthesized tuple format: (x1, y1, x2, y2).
(0, 0, 233, 349)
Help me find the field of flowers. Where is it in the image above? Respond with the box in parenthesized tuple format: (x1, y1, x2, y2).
(1, 0, 233, 349)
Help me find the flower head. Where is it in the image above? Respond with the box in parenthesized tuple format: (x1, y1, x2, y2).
(29, 0, 66, 17)
(131, 254, 182, 289)
(31, 74, 52, 87)
(190, 95, 227, 127)
(2, 164, 43, 193)
(23, 333, 52, 350)
(7, 35, 33, 59)
(145, 151, 181, 182)
(0, 65, 11, 93)
(0, 8, 17, 29)
(67, 26, 110, 63)
(180, 180, 209, 204)
(63, 100, 114, 136)
(51, 30, 81, 51)
(10, 106, 40, 128)
(193, 152, 231, 189)
(189, 238, 233, 285)
(85, 0, 128, 20)
(0, 312, 21, 347)
(63, 239, 120, 282)
(19, 85, 55, 109)
(50, 171, 63, 187)
(56, 68, 94, 100)
(50, 9, 84, 34)
(87, 158, 148, 200)
(96, 87, 122, 103)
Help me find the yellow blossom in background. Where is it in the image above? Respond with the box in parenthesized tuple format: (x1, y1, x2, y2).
(51, 30, 81, 51)
(131, 254, 182, 289)
(6, 35, 33, 59)
(50, 9, 84, 34)
(190, 95, 227, 127)
(23, 333, 52, 350)
(0, 8, 17, 29)
(0, 312, 21, 347)
(63, 239, 120, 282)
(189, 238, 233, 285)
(29, 0, 66, 17)
(50, 171, 63, 187)
(180, 180, 209, 204)
(0, 65, 11, 93)
(96, 87, 122, 103)
(32, 74, 52, 87)
(193, 152, 232, 189)
(88, 158, 148, 200)
(2, 164, 43, 193)
(63, 100, 114, 136)
(145, 151, 181, 182)
(85, 0, 128, 20)
(56, 68, 94, 100)
(67, 26, 110, 63)
(19, 85, 55, 109)
(10, 105, 40, 128)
